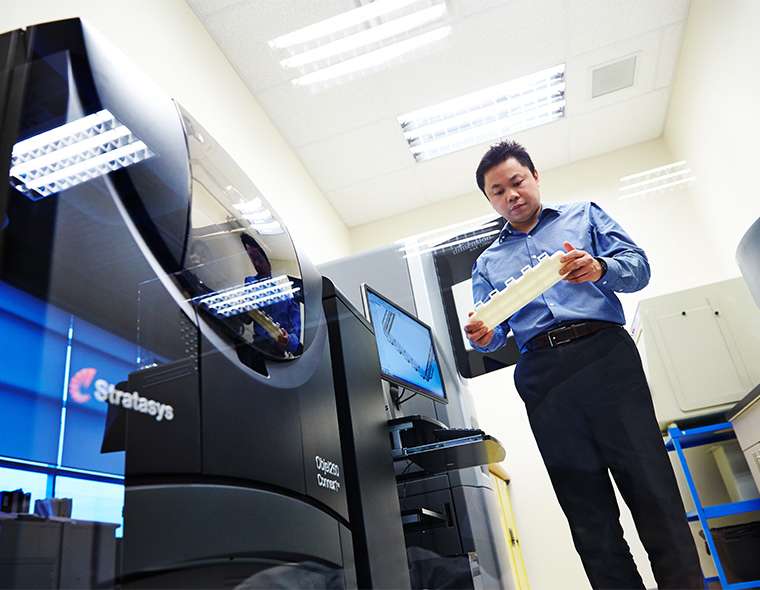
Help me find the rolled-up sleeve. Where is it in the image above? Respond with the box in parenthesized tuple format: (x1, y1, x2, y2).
(470, 260, 507, 352)
(588, 202, 651, 293)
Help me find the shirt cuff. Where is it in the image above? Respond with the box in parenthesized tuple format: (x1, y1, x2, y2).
(594, 256, 620, 290)
(471, 324, 507, 353)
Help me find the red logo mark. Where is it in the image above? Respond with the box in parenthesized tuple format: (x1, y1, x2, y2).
(69, 368, 97, 404)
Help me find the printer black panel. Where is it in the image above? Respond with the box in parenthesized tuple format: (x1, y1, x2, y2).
(199, 340, 305, 494)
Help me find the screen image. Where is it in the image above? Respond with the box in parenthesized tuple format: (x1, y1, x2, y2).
(364, 287, 446, 402)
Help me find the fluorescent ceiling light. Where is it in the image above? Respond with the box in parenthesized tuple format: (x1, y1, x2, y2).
(619, 177, 695, 200)
(9, 109, 154, 199)
(272, 1, 449, 87)
(292, 25, 451, 86)
(269, 0, 421, 49)
(253, 220, 284, 235)
(621, 168, 692, 192)
(619, 161, 695, 200)
(244, 209, 273, 224)
(233, 198, 264, 213)
(620, 160, 687, 182)
(398, 64, 566, 162)
(281, 4, 447, 69)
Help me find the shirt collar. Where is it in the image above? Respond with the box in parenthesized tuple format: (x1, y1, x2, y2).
(498, 203, 561, 242)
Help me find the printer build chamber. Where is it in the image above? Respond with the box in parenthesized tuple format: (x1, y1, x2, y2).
(0, 18, 408, 589)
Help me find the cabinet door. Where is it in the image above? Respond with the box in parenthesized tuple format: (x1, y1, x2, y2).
(747, 442, 760, 494)
(489, 472, 530, 590)
(654, 301, 751, 412)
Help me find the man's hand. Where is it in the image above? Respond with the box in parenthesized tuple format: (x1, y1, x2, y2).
(464, 312, 494, 348)
(276, 327, 290, 350)
(559, 241, 604, 284)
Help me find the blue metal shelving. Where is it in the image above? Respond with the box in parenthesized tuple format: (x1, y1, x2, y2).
(665, 422, 760, 590)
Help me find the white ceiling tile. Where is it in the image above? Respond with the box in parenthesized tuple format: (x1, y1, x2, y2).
(568, 88, 670, 161)
(415, 144, 493, 204)
(449, 0, 514, 19)
(186, 0, 250, 18)
(297, 119, 414, 193)
(565, 29, 660, 117)
(511, 117, 571, 172)
(255, 78, 396, 148)
(327, 166, 427, 226)
(568, 0, 689, 57)
(655, 21, 686, 89)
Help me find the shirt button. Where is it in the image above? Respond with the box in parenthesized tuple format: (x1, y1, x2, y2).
(527, 236, 532, 239)
(603, 281, 608, 285)
(548, 303, 555, 307)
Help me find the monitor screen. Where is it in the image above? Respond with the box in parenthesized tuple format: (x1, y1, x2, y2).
(362, 285, 447, 403)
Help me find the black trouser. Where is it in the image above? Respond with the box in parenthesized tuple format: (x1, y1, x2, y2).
(513, 326, 703, 590)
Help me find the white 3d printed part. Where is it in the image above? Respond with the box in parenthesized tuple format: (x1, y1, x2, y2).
(470, 250, 566, 330)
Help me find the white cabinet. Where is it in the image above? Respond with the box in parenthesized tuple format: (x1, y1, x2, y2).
(632, 278, 760, 428)
(730, 389, 760, 492)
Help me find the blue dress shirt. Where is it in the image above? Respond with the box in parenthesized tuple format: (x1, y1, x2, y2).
(471, 201, 650, 353)
(245, 274, 303, 354)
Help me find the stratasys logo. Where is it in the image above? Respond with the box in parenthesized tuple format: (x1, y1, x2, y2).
(69, 368, 174, 422)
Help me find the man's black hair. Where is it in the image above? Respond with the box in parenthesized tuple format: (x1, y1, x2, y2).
(475, 140, 536, 197)
(240, 232, 268, 260)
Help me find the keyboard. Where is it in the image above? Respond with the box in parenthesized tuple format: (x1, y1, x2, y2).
(433, 428, 485, 442)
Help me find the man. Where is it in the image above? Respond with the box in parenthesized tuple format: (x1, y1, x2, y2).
(464, 140, 702, 589)
(241, 233, 303, 356)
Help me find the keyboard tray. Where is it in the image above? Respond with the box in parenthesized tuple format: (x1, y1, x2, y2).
(393, 434, 505, 474)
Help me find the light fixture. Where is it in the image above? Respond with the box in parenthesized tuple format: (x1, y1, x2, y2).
(252, 220, 284, 235)
(233, 198, 264, 214)
(281, 4, 447, 69)
(291, 26, 451, 86)
(269, 0, 422, 49)
(245, 209, 273, 224)
(9, 109, 155, 199)
(619, 161, 695, 200)
(270, 0, 450, 88)
(197, 275, 299, 318)
(398, 64, 566, 162)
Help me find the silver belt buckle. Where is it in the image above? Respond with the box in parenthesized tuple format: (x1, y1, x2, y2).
(548, 323, 583, 347)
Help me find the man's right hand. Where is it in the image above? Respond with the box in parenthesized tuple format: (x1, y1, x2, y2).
(464, 312, 494, 348)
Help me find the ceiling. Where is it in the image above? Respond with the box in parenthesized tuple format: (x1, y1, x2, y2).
(186, 0, 690, 227)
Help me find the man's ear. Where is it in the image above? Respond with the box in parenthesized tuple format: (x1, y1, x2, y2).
(533, 169, 540, 184)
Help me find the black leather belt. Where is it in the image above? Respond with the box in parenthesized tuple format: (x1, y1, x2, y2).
(526, 321, 620, 351)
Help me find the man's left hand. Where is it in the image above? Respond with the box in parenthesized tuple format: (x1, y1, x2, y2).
(559, 241, 604, 284)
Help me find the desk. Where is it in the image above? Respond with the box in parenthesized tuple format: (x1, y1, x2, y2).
(0, 513, 118, 588)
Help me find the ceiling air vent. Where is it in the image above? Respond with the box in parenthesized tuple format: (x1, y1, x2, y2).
(591, 55, 637, 98)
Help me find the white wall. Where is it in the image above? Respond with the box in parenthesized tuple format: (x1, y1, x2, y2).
(1, 0, 351, 264)
(664, 0, 760, 279)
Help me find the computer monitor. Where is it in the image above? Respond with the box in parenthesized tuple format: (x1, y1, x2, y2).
(360, 284, 447, 403)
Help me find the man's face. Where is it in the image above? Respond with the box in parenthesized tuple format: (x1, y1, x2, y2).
(483, 157, 541, 231)
(245, 245, 271, 277)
